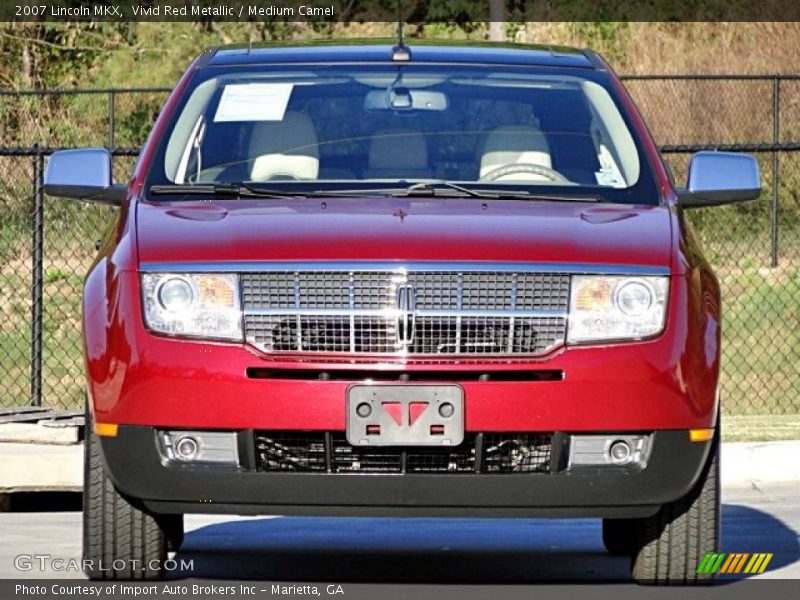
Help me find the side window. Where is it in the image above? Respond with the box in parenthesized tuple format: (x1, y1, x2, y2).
(581, 80, 640, 186)
(165, 78, 217, 182)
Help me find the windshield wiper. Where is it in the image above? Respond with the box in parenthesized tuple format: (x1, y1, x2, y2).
(148, 183, 305, 199)
(406, 181, 603, 202)
(149, 181, 603, 203)
(404, 181, 524, 199)
(308, 181, 528, 199)
(311, 181, 602, 202)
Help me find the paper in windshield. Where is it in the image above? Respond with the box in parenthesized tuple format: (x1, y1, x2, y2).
(213, 83, 294, 122)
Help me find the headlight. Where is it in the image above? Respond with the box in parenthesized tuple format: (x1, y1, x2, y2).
(567, 276, 668, 344)
(157, 277, 194, 312)
(141, 273, 242, 341)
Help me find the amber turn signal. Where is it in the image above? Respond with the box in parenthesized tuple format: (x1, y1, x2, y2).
(689, 428, 715, 442)
(94, 423, 119, 437)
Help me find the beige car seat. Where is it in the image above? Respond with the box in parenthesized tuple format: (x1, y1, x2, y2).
(249, 112, 319, 181)
(479, 125, 553, 182)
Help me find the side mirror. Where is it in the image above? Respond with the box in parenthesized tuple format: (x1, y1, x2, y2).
(43, 148, 126, 205)
(677, 151, 761, 208)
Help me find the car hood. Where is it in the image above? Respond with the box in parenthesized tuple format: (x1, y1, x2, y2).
(136, 197, 673, 269)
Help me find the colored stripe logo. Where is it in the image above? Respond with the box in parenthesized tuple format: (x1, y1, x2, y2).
(697, 552, 773, 574)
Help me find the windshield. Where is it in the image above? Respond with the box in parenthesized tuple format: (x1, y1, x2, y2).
(146, 63, 658, 203)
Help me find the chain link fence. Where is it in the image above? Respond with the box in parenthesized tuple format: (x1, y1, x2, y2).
(0, 145, 139, 411)
(623, 76, 799, 429)
(0, 88, 164, 411)
(0, 79, 797, 433)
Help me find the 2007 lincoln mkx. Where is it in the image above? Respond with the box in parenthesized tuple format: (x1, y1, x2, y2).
(44, 40, 761, 584)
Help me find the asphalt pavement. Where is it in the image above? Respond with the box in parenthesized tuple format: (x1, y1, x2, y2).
(0, 481, 797, 583)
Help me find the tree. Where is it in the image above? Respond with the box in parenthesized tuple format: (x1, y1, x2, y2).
(488, 0, 506, 41)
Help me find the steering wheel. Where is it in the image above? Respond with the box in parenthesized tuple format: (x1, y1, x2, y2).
(480, 162, 569, 183)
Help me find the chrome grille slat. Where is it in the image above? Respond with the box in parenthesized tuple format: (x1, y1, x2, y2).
(348, 273, 356, 353)
(242, 308, 565, 318)
(293, 274, 302, 351)
(508, 274, 517, 354)
(242, 269, 569, 357)
(455, 273, 463, 355)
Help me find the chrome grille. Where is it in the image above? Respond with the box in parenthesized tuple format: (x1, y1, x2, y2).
(242, 268, 569, 357)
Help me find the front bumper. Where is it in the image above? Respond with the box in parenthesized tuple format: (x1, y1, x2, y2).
(100, 427, 712, 519)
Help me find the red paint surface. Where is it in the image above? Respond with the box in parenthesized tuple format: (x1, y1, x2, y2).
(136, 199, 674, 269)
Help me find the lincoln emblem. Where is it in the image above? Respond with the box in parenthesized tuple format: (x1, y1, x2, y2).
(395, 282, 416, 345)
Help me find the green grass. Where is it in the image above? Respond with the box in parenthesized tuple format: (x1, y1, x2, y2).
(717, 261, 800, 416)
(0, 266, 88, 408)
(0, 270, 33, 406)
(0, 202, 112, 409)
(724, 415, 800, 442)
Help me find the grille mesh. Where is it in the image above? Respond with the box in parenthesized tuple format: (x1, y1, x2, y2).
(331, 435, 403, 473)
(482, 433, 553, 473)
(254, 432, 552, 474)
(242, 270, 569, 357)
(405, 443, 476, 473)
(256, 432, 327, 472)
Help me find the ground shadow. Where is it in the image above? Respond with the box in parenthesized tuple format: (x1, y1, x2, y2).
(170, 503, 798, 582)
(722, 504, 799, 576)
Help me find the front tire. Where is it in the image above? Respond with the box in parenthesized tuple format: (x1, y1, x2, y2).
(83, 408, 183, 580)
(631, 436, 720, 585)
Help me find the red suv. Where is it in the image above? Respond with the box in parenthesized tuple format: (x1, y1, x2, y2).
(45, 42, 760, 584)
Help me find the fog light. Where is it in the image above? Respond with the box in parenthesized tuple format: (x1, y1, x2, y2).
(159, 430, 239, 466)
(174, 436, 199, 460)
(568, 434, 650, 469)
(608, 440, 632, 464)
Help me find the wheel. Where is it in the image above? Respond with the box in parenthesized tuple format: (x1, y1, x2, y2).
(83, 406, 184, 580)
(631, 436, 720, 585)
(602, 518, 639, 556)
(479, 162, 570, 183)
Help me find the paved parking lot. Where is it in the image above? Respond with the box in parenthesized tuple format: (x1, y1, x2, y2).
(1, 481, 797, 582)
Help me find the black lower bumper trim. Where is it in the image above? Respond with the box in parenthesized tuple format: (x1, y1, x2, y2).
(142, 501, 660, 519)
(99, 428, 711, 519)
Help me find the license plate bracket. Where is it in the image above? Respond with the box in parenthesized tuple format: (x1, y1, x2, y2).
(346, 384, 464, 447)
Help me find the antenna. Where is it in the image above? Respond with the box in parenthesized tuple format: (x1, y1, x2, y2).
(392, 2, 410, 61)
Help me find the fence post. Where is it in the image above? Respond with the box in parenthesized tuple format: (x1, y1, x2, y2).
(108, 90, 116, 147)
(30, 145, 44, 407)
(771, 76, 780, 268)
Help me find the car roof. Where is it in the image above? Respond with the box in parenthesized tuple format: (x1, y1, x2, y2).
(205, 40, 597, 70)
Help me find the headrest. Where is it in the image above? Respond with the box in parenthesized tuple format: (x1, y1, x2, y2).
(248, 112, 319, 181)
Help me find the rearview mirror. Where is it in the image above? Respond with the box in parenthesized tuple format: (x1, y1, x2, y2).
(678, 151, 761, 208)
(44, 148, 126, 205)
(364, 89, 448, 112)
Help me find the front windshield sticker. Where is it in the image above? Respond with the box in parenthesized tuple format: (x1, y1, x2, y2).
(595, 144, 627, 188)
(213, 83, 293, 122)
(595, 168, 625, 188)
